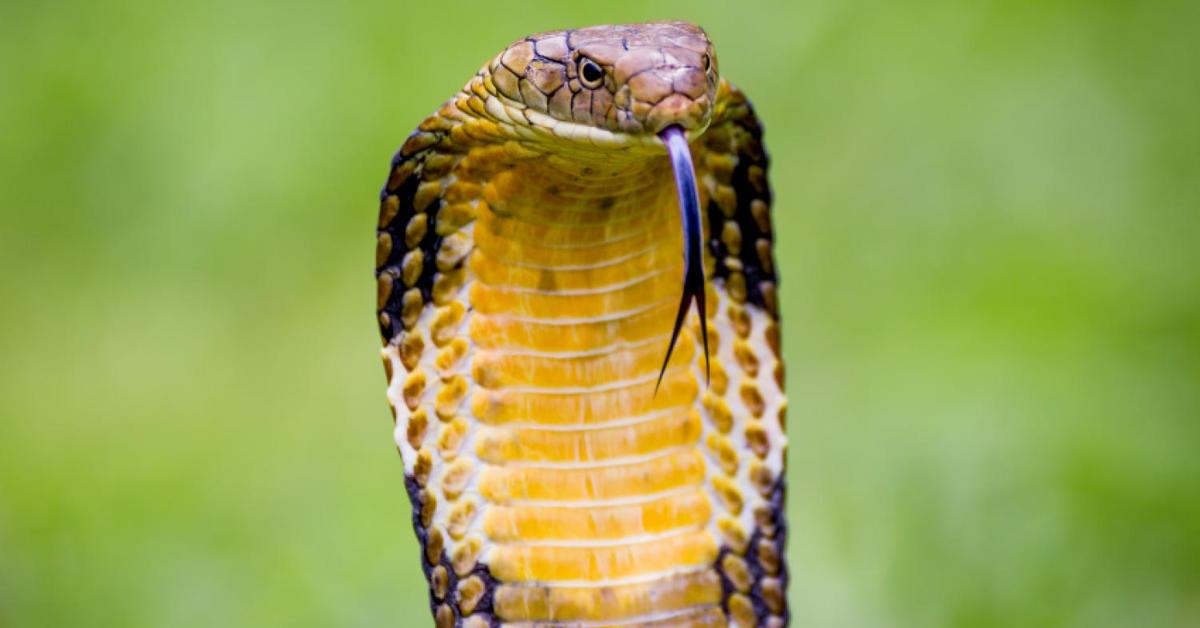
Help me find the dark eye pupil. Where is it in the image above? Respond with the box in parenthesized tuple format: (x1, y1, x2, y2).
(581, 61, 603, 84)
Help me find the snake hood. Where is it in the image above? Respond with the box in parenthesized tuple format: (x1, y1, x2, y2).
(375, 20, 786, 628)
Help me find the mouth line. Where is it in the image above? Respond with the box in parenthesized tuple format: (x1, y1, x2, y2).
(655, 125, 710, 393)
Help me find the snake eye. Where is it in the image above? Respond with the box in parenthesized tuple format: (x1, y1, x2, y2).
(578, 58, 605, 88)
(702, 54, 711, 72)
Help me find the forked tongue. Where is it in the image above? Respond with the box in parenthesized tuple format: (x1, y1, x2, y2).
(656, 125, 710, 393)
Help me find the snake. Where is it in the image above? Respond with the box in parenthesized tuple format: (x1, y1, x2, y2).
(374, 21, 786, 627)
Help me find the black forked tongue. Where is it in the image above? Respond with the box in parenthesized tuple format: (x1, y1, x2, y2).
(656, 125, 710, 394)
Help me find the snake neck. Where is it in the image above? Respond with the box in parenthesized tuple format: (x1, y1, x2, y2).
(467, 149, 694, 373)
(447, 145, 716, 599)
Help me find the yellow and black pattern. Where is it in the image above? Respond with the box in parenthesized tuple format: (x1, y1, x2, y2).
(375, 21, 786, 627)
(701, 91, 778, 317)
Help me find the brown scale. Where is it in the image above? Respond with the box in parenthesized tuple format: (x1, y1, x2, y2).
(406, 477, 502, 628)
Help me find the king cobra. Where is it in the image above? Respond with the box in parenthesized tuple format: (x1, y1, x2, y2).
(375, 21, 786, 627)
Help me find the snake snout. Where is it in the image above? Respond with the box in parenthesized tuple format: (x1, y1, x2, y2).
(621, 57, 713, 134)
(646, 93, 710, 134)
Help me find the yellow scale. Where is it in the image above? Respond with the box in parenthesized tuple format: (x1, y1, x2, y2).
(469, 155, 722, 623)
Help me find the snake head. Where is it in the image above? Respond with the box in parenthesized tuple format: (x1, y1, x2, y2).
(488, 21, 718, 138)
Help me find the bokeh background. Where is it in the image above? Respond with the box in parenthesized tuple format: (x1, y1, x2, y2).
(2, 0, 1197, 626)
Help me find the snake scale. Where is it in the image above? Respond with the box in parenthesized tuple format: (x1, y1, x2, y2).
(374, 21, 787, 627)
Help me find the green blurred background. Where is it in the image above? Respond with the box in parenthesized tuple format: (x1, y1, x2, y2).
(2, 0, 1197, 625)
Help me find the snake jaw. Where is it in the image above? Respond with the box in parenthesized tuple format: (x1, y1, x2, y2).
(657, 125, 710, 394)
